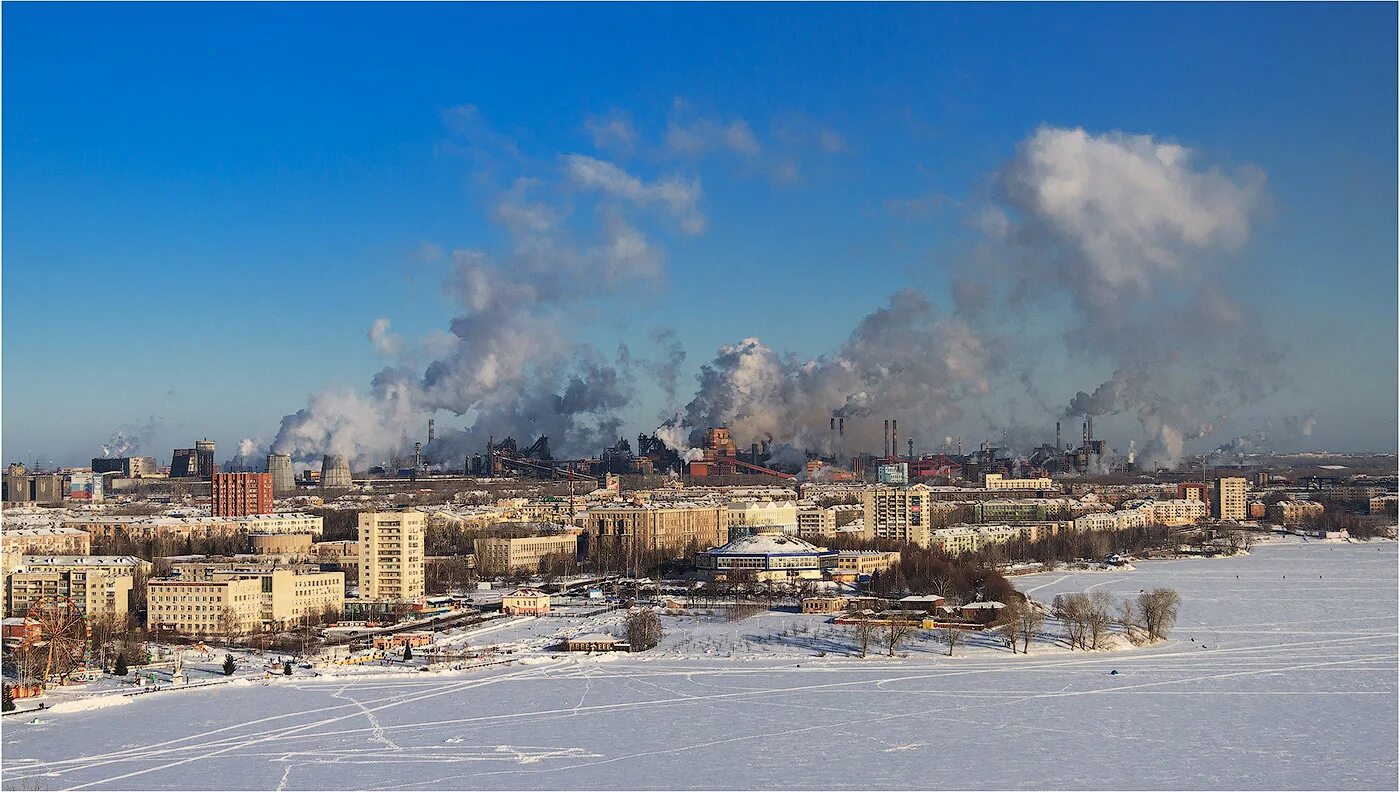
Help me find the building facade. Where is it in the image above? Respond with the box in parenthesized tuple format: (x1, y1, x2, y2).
(861, 484, 932, 547)
(473, 533, 578, 574)
(212, 472, 274, 517)
(1214, 477, 1249, 521)
(358, 510, 426, 601)
(583, 505, 727, 557)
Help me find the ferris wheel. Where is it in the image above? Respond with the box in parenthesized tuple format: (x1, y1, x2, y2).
(24, 597, 89, 684)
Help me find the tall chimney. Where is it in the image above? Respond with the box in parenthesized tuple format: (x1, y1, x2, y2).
(1056, 421, 1061, 451)
(907, 438, 914, 459)
(428, 418, 435, 445)
(1083, 422, 1088, 446)
(1087, 415, 1094, 445)
(892, 419, 898, 461)
(884, 419, 890, 458)
(838, 417, 844, 436)
(830, 417, 836, 431)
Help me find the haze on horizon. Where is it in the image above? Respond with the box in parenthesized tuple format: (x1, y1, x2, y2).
(3, 4, 1396, 469)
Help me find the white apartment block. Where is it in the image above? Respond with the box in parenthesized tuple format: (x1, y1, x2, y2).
(358, 510, 426, 601)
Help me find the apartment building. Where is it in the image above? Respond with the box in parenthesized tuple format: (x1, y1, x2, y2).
(1266, 500, 1325, 526)
(148, 567, 344, 636)
(861, 484, 933, 547)
(358, 510, 426, 601)
(64, 513, 323, 543)
(473, 533, 578, 574)
(795, 504, 863, 539)
(4, 555, 146, 618)
(583, 504, 727, 556)
(982, 473, 1054, 492)
(1148, 499, 1209, 526)
(1214, 477, 1249, 521)
(1, 526, 91, 560)
(211, 472, 274, 517)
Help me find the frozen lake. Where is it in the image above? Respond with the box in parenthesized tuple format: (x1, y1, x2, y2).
(3, 540, 1395, 790)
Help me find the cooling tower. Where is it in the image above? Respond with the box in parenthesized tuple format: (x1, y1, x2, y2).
(266, 453, 295, 494)
(320, 455, 352, 488)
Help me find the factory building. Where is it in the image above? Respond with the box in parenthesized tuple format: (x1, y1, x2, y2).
(266, 453, 296, 494)
(321, 455, 353, 488)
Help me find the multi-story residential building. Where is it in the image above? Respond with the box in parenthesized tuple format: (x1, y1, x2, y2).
(1214, 477, 1249, 521)
(1369, 494, 1398, 516)
(1, 526, 92, 559)
(725, 501, 798, 533)
(982, 473, 1055, 492)
(832, 550, 901, 575)
(583, 504, 727, 557)
(861, 484, 933, 547)
(64, 513, 322, 543)
(927, 524, 1024, 556)
(148, 567, 344, 636)
(247, 533, 314, 555)
(972, 499, 1076, 523)
(1147, 499, 1209, 526)
(795, 504, 863, 539)
(358, 510, 426, 601)
(212, 472, 274, 517)
(1266, 500, 1325, 525)
(4, 555, 146, 618)
(473, 533, 579, 574)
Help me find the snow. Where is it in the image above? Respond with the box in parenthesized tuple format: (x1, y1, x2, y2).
(2, 541, 1395, 790)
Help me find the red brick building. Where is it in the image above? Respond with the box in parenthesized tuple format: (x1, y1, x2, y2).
(211, 472, 273, 517)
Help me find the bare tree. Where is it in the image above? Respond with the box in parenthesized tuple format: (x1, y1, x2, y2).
(851, 618, 877, 658)
(1054, 594, 1088, 650)
(1118, 598, 1139, 644)
(995, 599, 1023, 653)
(1017, 603, 1045, 655)
(937, 626, 964, 657)
(885, 616, 912, 657)
(625, 608, 663, 651)
(218, 607, 242, 647)
(1085, 592, 1115, 649)
(1138, 588, 1182, 641)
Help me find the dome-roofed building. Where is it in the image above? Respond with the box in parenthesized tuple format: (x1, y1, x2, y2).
(694, 526, 835, 582)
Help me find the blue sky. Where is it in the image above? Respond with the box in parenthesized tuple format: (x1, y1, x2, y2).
(4, 3, 1396, 467)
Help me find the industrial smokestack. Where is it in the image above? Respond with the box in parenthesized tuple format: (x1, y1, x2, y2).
(751, 442, 759, 465)
(1087, 415, 1094, 444)
(892, 419, 898, 461)
(830, 417, 836, 431)
(838, 417, 844, 436)
(1083, 422, 1088, 446)
(428, 418, 435, 445)
(884, 420, 890, 458)
(907, 438, 914, 459)
(1056, 421, 1061, 451)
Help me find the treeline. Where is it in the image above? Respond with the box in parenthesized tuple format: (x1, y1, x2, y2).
(825, 534, 1019, 605)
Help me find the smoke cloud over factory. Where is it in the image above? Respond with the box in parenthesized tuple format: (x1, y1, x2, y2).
(265, 119, 1306, 474)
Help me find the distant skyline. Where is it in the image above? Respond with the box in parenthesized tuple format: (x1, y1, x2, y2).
(4, 3, 1397, 468)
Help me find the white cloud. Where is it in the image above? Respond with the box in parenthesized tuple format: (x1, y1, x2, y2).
(562, 154, 706, 234)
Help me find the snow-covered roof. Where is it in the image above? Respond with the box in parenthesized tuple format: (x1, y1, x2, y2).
(707, 530, 829, 556)
(961, 601, 1006, 610)
(568, 633, 621, 643)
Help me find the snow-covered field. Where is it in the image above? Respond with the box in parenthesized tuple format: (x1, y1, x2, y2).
(3, 541, 1395, 790)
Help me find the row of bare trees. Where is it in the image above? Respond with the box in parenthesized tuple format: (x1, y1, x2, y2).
(994, 598, 1046, 654)
(1051, 588, 1181, 649)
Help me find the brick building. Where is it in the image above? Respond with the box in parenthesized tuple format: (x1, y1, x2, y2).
(212, 472, 274, 517)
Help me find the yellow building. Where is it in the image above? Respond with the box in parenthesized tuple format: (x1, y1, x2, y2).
(358, 510, 426, 601)
(833, 550, 901, 575)
(248, 532, 314, 555)
(583, 505, 727, 556)
(1150, 499, 1209, 526)
(1266, 500, 1325, 526)
(982, 473, 1054, 491)
(501, 588, 551, 615)
(861, 484, 933, 547)
(5, 554, 147, 617)
(473, 533, 578, 575)
(148, 567, 344, 636)
(1, 526, 92, 560)
(1214, 477, 1249, 521)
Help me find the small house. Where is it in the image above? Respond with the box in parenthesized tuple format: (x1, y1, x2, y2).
(561, 633, 627, 652)
(502, 588, 551, 616)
